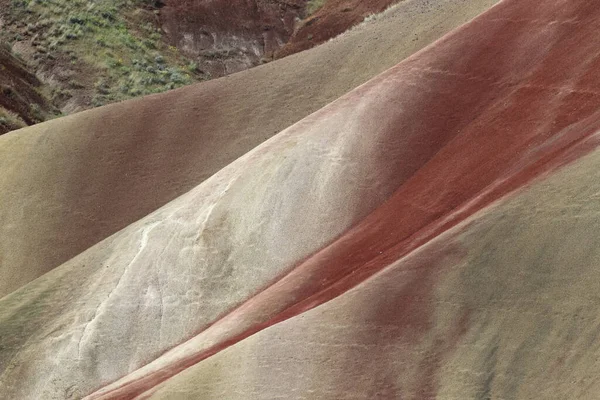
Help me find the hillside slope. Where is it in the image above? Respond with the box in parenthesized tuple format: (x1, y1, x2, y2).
(276, 0, 400, 58)
(3, 0, 600, 399)
(0, 0, 498, 297)
(0, 42, 58, 134)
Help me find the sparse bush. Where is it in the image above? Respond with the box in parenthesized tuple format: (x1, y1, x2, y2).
(1, 85, 15, 98)
(68, 80, 85, 89)
(6, 0, 202, 108)
(187, 61, 198, 73)
(94, 79, 111, 94)
(29, 103, 44, 121)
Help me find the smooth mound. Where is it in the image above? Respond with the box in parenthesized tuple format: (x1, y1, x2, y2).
(3, 0, 600, 399)
(0, 0, 497, 297)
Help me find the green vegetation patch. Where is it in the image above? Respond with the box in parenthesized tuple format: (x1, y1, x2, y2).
(8, 0, 199, 107)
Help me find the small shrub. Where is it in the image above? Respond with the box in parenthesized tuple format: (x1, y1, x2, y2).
(187, 61, 198, 73)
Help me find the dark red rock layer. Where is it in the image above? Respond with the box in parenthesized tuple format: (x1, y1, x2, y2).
(159, 0, 306, 77)
(0, 43, 57, 134)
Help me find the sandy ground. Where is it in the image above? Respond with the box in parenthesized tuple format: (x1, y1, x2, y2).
(0, 0, 499, 297)
(3, 0, 600, 399)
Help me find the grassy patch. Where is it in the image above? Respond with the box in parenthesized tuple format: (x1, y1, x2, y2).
(7, 0, 200, 107)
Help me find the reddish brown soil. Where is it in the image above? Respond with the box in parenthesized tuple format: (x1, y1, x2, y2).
(276, 0, 399, 58)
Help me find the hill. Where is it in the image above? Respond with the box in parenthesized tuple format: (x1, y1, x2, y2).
(4, 1, 600, 399)
(0, 0, 497, 297)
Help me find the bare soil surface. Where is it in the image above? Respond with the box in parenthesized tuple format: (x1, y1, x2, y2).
(5, 1, 600, 399)
(0, 0, 497, 297)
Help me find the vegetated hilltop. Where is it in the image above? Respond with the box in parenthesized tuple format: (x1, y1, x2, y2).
(0, 42, 58, 134)
(0, 0, 200, 114)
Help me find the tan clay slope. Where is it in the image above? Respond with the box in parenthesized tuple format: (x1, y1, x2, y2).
(0, 0, 499, 297)
(2, 0, 600, 398)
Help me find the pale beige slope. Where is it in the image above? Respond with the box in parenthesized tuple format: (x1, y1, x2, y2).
(146, 134, 600, 400)
(0, 0, 499, 297)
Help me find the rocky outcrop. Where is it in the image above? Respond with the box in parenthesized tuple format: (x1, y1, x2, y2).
(159, 0, 307, 77)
